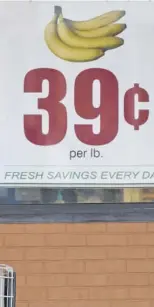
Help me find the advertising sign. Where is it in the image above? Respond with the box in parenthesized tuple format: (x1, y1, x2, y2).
(0, 1, 154, 187)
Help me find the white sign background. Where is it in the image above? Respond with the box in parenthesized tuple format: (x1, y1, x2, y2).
(0, 1, 154, 187)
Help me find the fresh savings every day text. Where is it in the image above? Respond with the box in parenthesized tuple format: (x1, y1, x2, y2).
(1, 2, 154, 187)
(3, 170, 154, 186)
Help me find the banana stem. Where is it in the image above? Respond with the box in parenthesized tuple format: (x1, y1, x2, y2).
(54, 6, 62, 16)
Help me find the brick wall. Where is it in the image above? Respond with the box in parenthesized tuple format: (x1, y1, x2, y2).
(0, 223, 154, 307)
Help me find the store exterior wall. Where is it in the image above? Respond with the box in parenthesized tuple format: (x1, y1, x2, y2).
(0, 222, 154, 307)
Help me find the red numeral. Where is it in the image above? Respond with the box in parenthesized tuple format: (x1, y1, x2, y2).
(74, 68, 119, 145)
(24, 68, 67, 145)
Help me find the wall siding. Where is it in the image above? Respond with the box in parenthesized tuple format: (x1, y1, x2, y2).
(0, 223, 153, 307)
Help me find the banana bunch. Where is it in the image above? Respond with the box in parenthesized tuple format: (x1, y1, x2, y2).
(44, 6, 126, 62)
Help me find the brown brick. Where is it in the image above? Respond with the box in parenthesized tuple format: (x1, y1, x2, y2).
(66, 223, 106, 233)
(67, 274, 106, 286)
(107, 273, 149, 285)
(0, 224, 26, 233)
(149, 274, 154, 284)
(17, 287, 47, 301)
(69, 301, 110, 307)
(2, 222, 153, 307)
(7, 261, 44, 274)
(5, 234, 45, 247)
(0, 248, 24, 260)
(25, 248, 64, 260)
(127, 260, 154, 272)
(150, 301, 154, 307)
(111, 301, 150, 307)
(87, 235, 127, 246)
(66, 247, 106, 259)
(147, 248, 154, 258)
(89, 287, 128, 299)
(47, 287, 89, 300)
(147, 223, 154, 232)
(107, 223, 147, 233)
(25, 224, 66, 233)
(86, 260, 126, 273)
(107, 247, 147, 259)
(29, 302, 69, 307)
(27, 275, 67, 286)
(45, 234, 86, 246)
(127, 234, 154, 246)
(0, 235, 4, 246)
(16, 276, 26, 287)
(17, 303, 29, 307)
(129, 287, 154, 299)
(45, 261, 84, 273)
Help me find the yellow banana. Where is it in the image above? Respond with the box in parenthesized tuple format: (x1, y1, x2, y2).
(44, 15, 104, 62)
(57, 14, 124, 50)
(64, 10, 126, 31)
(74, 23, 126, 38)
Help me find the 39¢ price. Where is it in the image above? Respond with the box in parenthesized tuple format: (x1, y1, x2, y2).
(24, 68, 149, 146)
